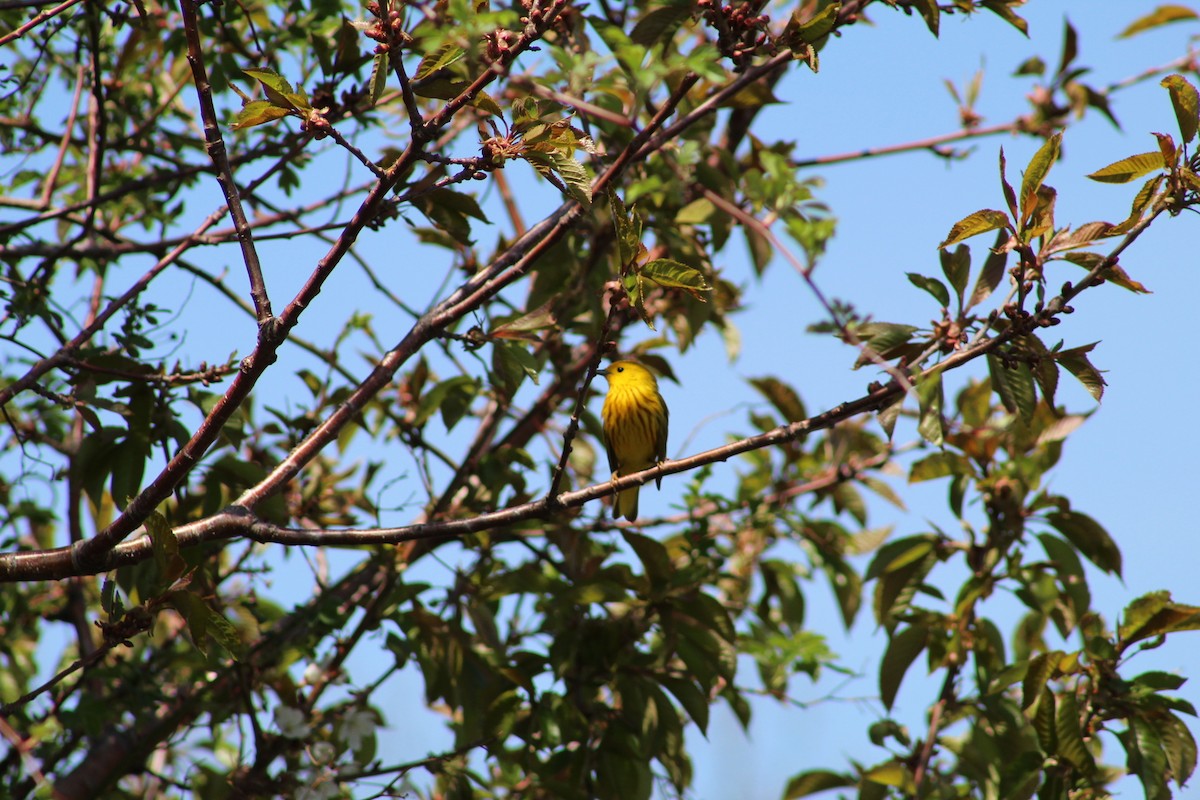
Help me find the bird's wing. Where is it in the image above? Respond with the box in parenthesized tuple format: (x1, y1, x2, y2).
(603, 421, 620, 476)
(655, 393, 668, 489)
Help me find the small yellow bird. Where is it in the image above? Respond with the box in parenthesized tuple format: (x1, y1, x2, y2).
(599, 361, 669, 521)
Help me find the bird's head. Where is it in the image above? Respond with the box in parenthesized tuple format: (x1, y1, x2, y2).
(600, 361, 658, 389)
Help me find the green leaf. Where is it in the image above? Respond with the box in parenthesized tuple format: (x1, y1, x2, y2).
(109, 438, 146, 509)
(659, 675, 709, 735)
(1087, 151, 1165, 183)
(622, 530, 673, 587)
(630, 3, 694, 47)
(1157, 712, 1198, 788)
(1034, 687, 1057, 755)
(608, 188, 641, 269)
(1022, 651, 1060, 709)
(719, 81, 782, 110)
(852, 322, 920, 367)
(242, 68, 310, 112)
(415, 42, 465, 79)
(147, 510, 186, 586)
(1119, 592, 1200, 646)
(859, 475, 906, 511)
(1045, 509, 1122, 576)
(915, 371, 944, 446)
(939, 244, 971, 310)
(791, 2, 841, 42)
(863, 761, 916, 792)
(979, 0, 1028, 35)
(586, 14, 648, 80)
(988, 352, 1036, 421)
(675, 197, 715, 225)
(1128, 715, 1170, 799)
(1055, 691, 1096, 773)
(368, 52, 389, 106)
(910, 0, 939, 36)
(1054, 342, 1106, 401)
(640, 259, 712, 300)
(171, 590, 243, 659)
(523, 148, 593, 205)
(822, 556, 862, 629)
(748, 376, 807, 423)
(908, 451, 974, 483)
(1020, 132, 1061, 226)
(876, 395, 902, 440)
(907, 273, 950, 308)
(880, 624, 927, 710)
(967, 230, 1010, 309)
(782, 769, 855, 798)
(231, 100, 290, 130)
(1161, 74, 1200, 144)
(939, 209, 1010, 249)
(1056, 20, 1079, 79)
(999, 147, 1019, 220)
(1133, 671, 1188, 693)
(1120, 5, 1198, 38)
(489, 300, 557, 341)
(865, 535, 937, 580)
(492, 342, 538, 397)
(1062, 251, 1150, 293)
(171, 590, 209, 656)
(101, 577, 121, 617)
(414, 376, 479, 428)
(204, 603, 248, 660)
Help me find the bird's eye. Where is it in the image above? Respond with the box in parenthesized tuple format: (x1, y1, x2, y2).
(617, 366, 624, 372)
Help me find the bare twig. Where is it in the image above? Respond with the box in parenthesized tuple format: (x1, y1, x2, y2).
(0, 0, 83, 46)
(179, 0, 273, 325)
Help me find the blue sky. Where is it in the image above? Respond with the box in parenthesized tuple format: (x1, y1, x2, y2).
(672, 3, 1200, 797)
(214, 3, 1200, 796)
(301, 3, 1200, 797)
(6, 1, 1199, 797)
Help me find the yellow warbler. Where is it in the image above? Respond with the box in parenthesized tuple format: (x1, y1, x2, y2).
(600, 361, 669, 521)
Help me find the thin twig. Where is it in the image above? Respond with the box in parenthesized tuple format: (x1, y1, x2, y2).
(179, 0, 273, 325)
(912, 662, 960, 790)
(0, 0, 83, 46)
(546, 293, 622, 499)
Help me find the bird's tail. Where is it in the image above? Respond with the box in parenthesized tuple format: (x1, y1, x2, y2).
(615, 485, 640, 521)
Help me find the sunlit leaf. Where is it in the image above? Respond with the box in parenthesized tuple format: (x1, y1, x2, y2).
(489, 301, 558, 341)
(782, 769, 855, 799)
(1087, 151, 1165, 183)
(1120, 5, 1198, 38)
(231, 100, 290, 129)
(640, 259, 712, 300)
(915, 370, 944, 445)
(1119, 592, 1200, 645)
(1161, 74, 1200, 144)
(1020, 132, 1061, 225)
(939, 209, 1010, 249)
(864, 761, 916, 792)
(368, 52, 389, 106)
